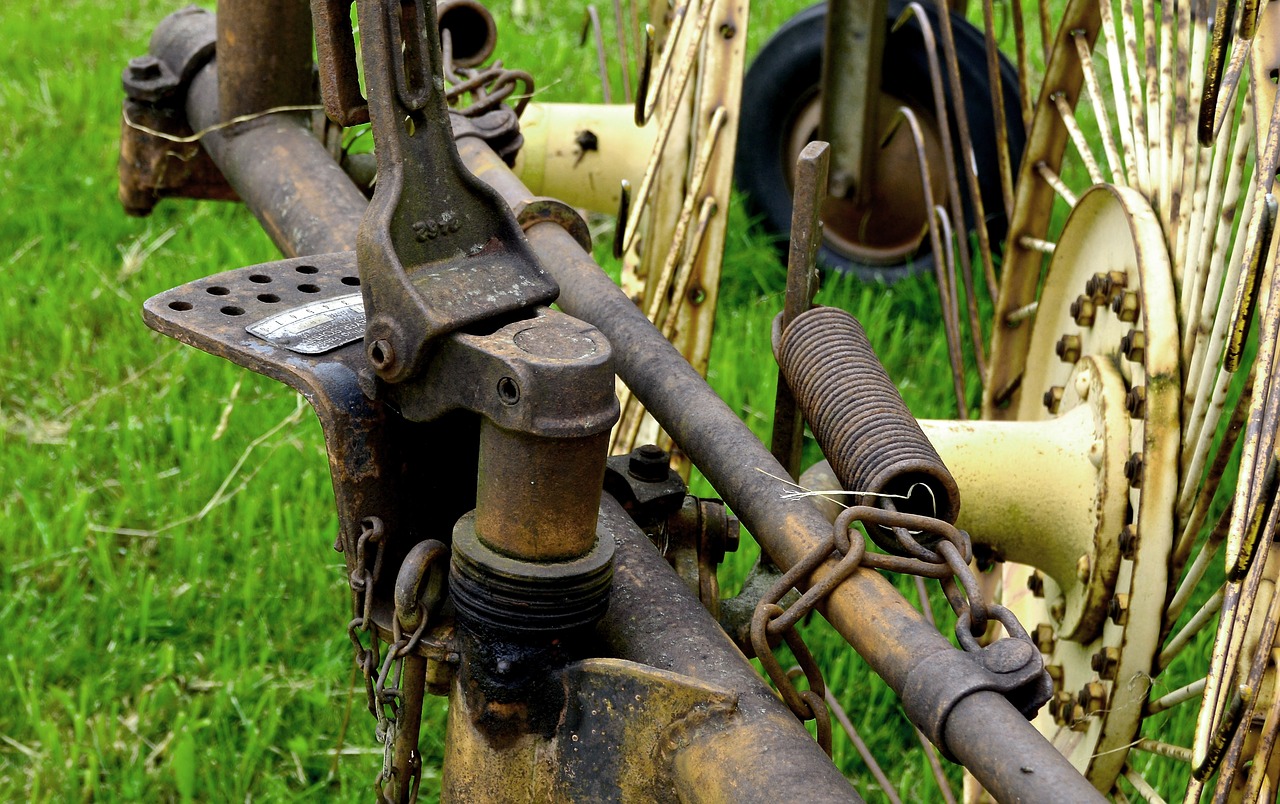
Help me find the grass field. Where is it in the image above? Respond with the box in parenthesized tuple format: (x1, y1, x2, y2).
(0, 0, 1206, 801)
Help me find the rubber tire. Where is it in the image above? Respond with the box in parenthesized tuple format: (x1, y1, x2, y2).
(735, 1, 1025, 283)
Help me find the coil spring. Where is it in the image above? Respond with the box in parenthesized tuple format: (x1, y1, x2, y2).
(777, 306, 960, 535)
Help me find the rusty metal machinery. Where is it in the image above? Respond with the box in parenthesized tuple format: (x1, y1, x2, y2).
(116, 0, 1280, 800)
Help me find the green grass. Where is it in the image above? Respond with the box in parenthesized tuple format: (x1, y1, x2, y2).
(0, 0, 1218, 801)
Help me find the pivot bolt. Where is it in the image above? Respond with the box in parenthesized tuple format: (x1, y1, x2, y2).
(1124, 453, 1144, 487)
(1126, 385, 1147, 418)
(1027, 570, 1046, 597)
(628, 444, 671, 482)
(1043, 386, 1064, 414)
(1121, 329, 1146, 362)
(1091, 647, 1121, 680)
(1033, 623, 1056, 654)
(1056, 334, 1082, 363)
(368, 338, 395, 371)
(1071, 295, 1097, 326)
(1108, 594, 1131, 625)
(1113, 291, 1141, 322)
(1069, 702, 1089, 731)
(1118, 525, 1138, 559)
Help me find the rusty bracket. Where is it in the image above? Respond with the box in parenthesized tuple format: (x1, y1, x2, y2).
(118, 6, 235, 216)
(354, 0, 558, 388)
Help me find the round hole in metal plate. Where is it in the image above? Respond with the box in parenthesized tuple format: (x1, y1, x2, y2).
(168, 300, 193, 311)
(295, 264, 319, 275)
(249, 274, 272, 284)
(298, 284, 321, 293)
(257, 294, 281, 303)
(221, 305, 246, 316)
(341, 276, 361, 286)
(206, 286, 231, 296)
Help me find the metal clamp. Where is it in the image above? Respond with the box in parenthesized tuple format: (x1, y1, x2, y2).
(514, 196, 593, 254)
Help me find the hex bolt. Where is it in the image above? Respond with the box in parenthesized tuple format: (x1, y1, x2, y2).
(1118, 525, 1138, 559)
(1033, 623, 1057, 654)
(1086, 272, 1111, 300)
(1069, 703, 1089, 731)
(1112, 290, 1141, 322)
(627, 444, 670, 481)
(1076, 553, 1092, 583)
(1108, 594, 1131, 625)
(1046, 664, 1064, 691)
(1080, 681, 1107, 714)
(128, 55, 163, 80)
(1121, 329, 1146, 362)
(1056, 334, 1082, 363)
(1071, 295, 1097, 326)
(1043, 386, 1064, 414)
(1052, 691, 1075, 723)
(1107, 270, 1129, 292)
(1027, 570, 1046, 597)
(1126, 385, 1147, 418)
(1124, 452, 1144, 487)
(1090, 647, 1121, 680)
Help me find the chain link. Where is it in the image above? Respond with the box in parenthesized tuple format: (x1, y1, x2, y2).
(441, 29, 534, 118)
(750, 503, 1042, 750)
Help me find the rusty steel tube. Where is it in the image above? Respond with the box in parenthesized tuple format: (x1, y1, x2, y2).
(777, 305, 961, 525)
(437, 0, 498, 67)
(597, 494, 862, 803)
(186, 64, 367, 256)
(179, 54, 1100, 792)
(216, 0, 315, 121)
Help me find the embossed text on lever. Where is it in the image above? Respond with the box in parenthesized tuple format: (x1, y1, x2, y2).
(354, 0, 557, 385)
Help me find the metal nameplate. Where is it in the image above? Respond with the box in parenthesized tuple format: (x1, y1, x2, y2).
(246, 293, 366, 354)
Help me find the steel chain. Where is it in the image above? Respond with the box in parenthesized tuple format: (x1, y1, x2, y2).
(441, 30, 534, 118)
(750, 504, 1042, 751)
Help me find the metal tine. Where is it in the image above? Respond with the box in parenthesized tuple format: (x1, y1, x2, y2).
(933, 205, 969, 416)
(1243, 642, 1280, 801)
(582, 6, 613, 103)
(895, 5, 988, 380)
(1071, 30, 1125, 185)
(1239, 0, 1263, 39)
(1142, 0, 1162, 203)
(1200, 0, 1239, 144)
(612, 178, 631, 259)
(978, 0, 1015, 223)
(823, 691, 905, 804)
(1226, 195, 1279, 371)
(1169, 500, 1233, 631)
(1118, 0, 1151, 194)
(634, 23, 655, 126)
(628, 0, 641, 70)
(1182, 92, 1252, 352)
(1091, 0, 1138, 187)
(1157, 0, 1175, 224)
(1051, 91, 1105, 184)
(1175, 5, 1216, 311)
(1036, 0, 1052, 62)
(661, 196, 719, 340)
(929, 0, 999, 303)
(1006, 0, 1032, 127)
(1180, 131, 1253, 388)
(888, 97, 968, 413)
(1214, 538, 1280, 799)
(1157, 590, 1224, 672)
(1035, 160, 1078, 206)
(623, 1, 715, 253)
(613, 0, 633, 103)
(644, 105, 727, 323)
(1165, 0, 1195, 256)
